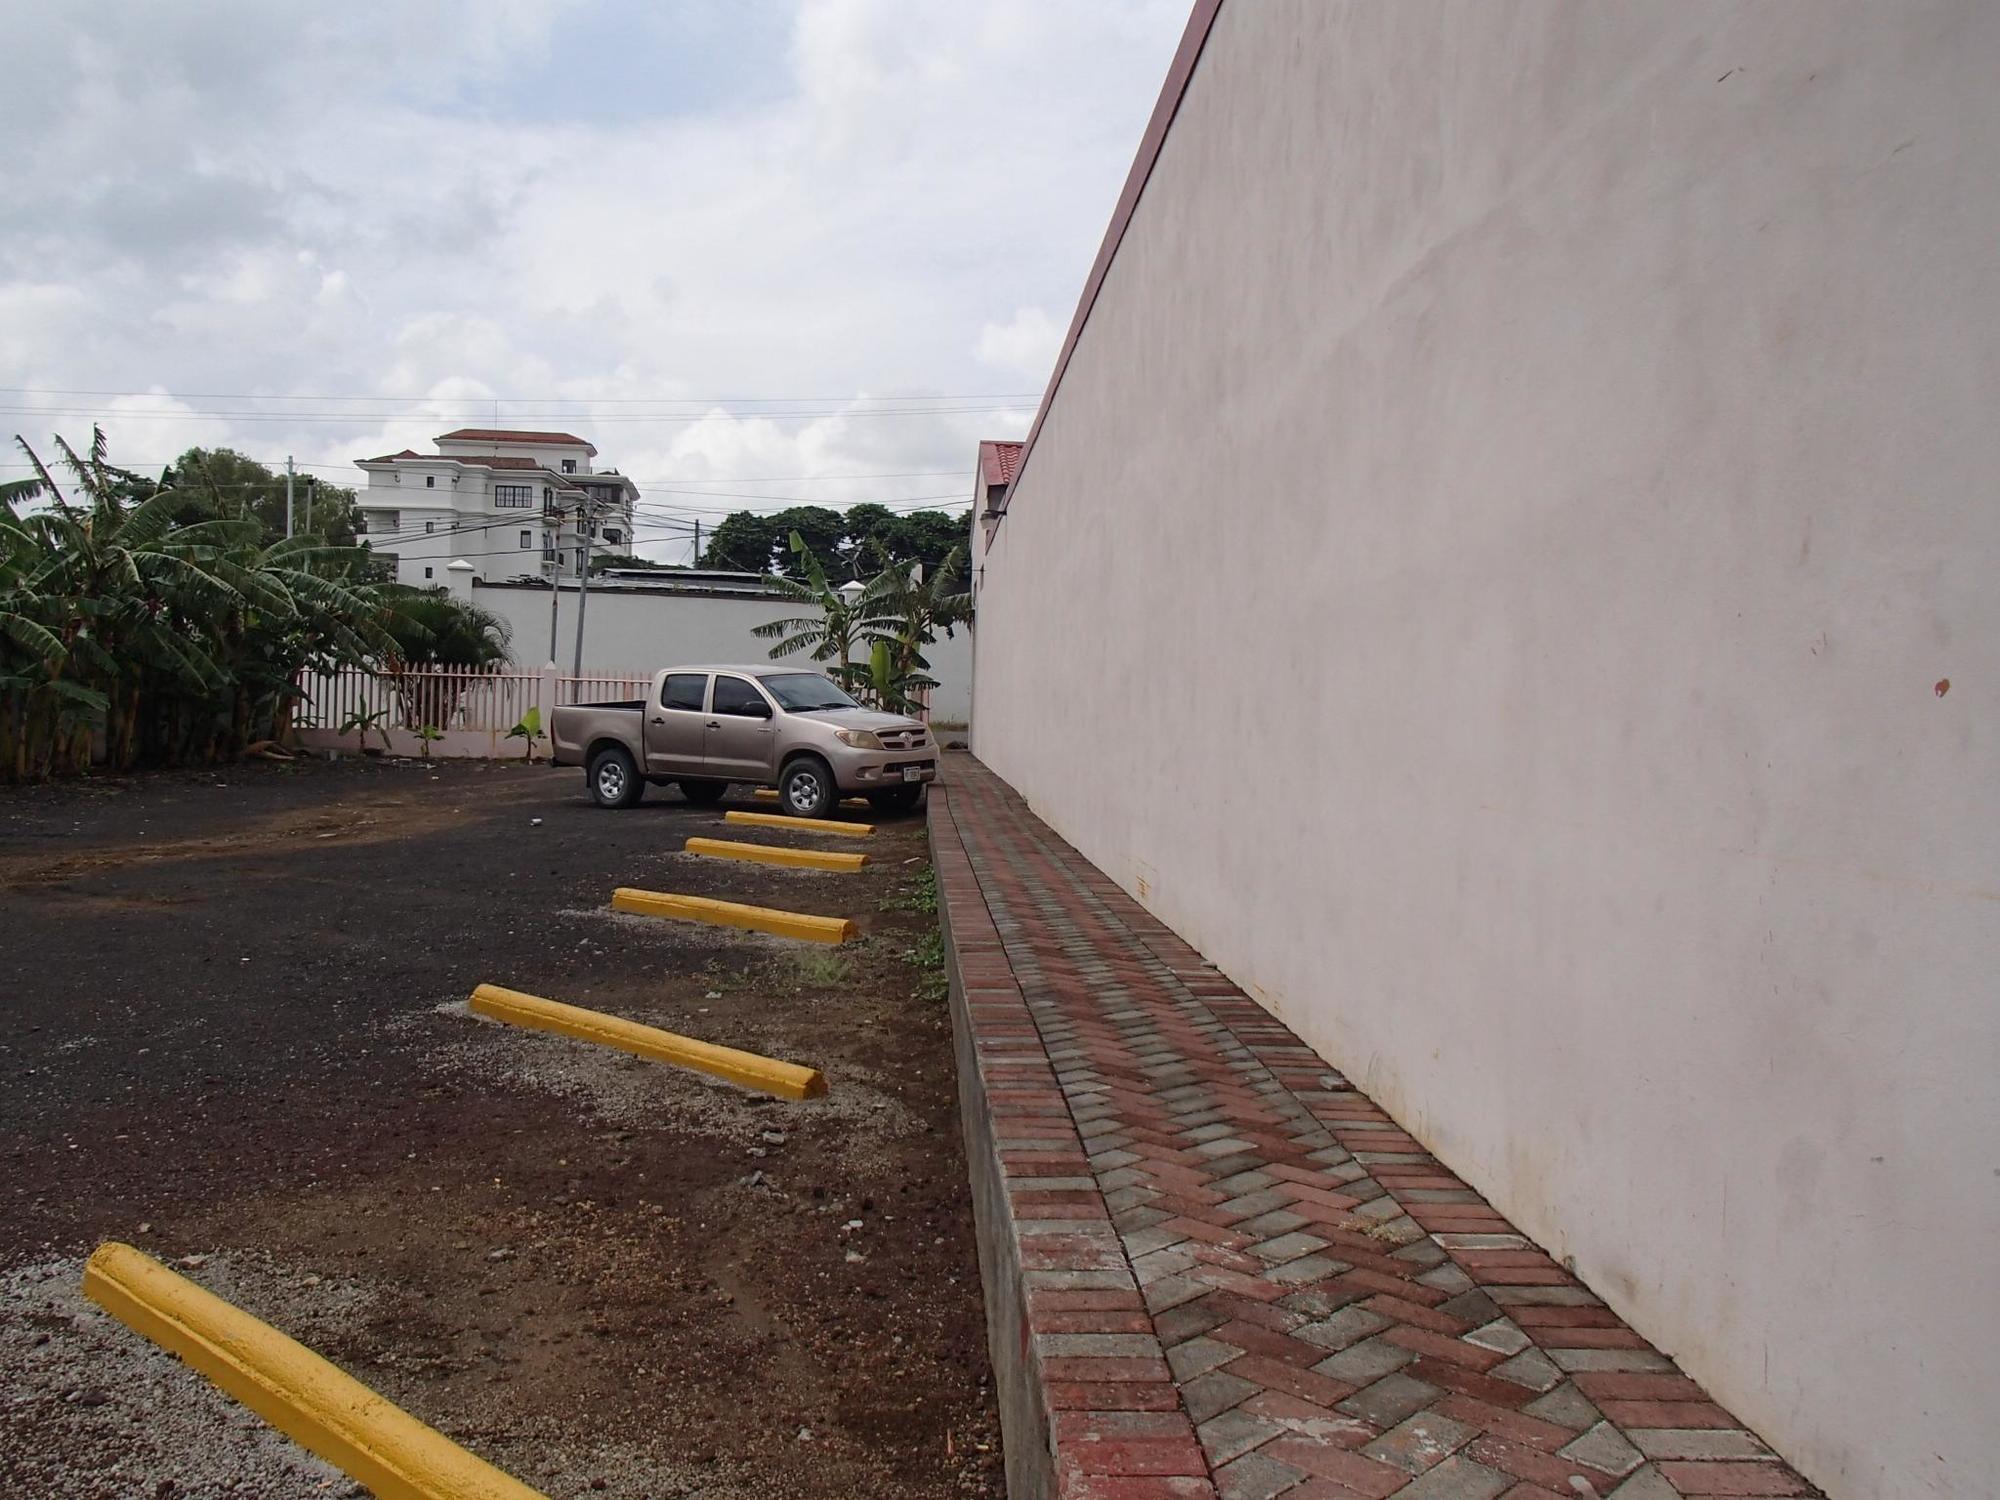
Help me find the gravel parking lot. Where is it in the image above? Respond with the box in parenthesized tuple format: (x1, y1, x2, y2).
(0, 757, 1000, 1499)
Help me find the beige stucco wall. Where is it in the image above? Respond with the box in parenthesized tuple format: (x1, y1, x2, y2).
(474, 582, 974, 724)
(972, 4, 1999, 1494)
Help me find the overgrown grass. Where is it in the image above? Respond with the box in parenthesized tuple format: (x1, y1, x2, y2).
(786, 949, 853, 988)
(878, 867, 938, 915)
(904, 923, 948, 1003)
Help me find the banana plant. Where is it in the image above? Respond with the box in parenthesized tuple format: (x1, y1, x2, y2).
(751, 531, 897, 688)
(0, 428, 496, 782)
(338, 706, 391, 753)
(505, 704, 546, 762)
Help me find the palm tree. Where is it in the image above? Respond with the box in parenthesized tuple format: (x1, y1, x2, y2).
(374, 586, 512, 729)
(752, 531, 897, 687)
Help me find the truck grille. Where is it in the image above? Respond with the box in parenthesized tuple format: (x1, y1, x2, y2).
(877, 728, 927, 750)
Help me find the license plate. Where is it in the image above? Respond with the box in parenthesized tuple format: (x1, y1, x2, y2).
(901, 766, 924, 783)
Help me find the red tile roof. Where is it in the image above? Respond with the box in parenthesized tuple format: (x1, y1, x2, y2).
(359, 451, 546, 470)
(435, 428, 592, 447)
(979, 439, 1024, 487)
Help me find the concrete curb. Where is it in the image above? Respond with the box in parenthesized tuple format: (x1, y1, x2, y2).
(610, 887, 857, 945)
(82, 1242, 547, 1500)
(470, 983, 827, 1099)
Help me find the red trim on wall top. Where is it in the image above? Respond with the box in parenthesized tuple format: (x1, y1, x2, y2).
(996, 0, 1227, 521)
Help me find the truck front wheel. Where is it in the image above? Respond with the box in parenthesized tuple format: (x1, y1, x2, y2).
(588, 746, 644, 809)
(778, 755, 836, 819)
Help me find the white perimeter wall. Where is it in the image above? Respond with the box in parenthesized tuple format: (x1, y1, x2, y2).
(972, 4, 1999, 1495)
(474, 582, 973, 724)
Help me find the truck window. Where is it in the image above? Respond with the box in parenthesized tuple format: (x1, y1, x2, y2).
(712, 676, 769, 717)
(661, 673, 707, 712)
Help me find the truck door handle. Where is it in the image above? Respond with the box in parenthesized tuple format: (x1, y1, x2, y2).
(705, 720, 721, 728)
(650, 717, 664, 725)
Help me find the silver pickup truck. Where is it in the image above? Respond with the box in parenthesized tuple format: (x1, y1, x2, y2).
(550, 664, 937, 816)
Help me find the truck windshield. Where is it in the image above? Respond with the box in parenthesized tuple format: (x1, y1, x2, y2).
(762, 673, 862, 712)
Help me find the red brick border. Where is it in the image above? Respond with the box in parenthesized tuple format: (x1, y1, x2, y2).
(930, 755, 1821, 1500)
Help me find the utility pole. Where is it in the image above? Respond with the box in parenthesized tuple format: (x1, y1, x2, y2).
(693, 518, 701, 567)
(285, 456, 296, 538)
(302, 476, 314, 536)
(572, 493, 598, 679)
(545, 506, 561, 668)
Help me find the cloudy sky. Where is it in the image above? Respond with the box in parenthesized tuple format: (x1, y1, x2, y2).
(2, 0, 1187, 559)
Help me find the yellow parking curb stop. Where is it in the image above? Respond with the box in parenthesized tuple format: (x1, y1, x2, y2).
(724, 809, 874, 837)
(82, 1242, 547, 1500)
(470, 983, 826, 1099)
(685, 836, 869, 873)
(611, 886, 857, 944)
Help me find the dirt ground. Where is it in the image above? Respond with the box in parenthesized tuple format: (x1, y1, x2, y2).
(0, 757, 1002, 1499)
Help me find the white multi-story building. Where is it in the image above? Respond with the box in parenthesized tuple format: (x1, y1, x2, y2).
(352, 429, 640, 588)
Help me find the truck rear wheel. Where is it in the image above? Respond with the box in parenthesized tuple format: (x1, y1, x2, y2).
(778, 755, 836, 820)
(588, 746, 644, 809)
(677, 778, 728, 804)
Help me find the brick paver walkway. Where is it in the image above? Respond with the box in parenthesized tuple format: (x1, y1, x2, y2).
(931, 755, 1819, 1500)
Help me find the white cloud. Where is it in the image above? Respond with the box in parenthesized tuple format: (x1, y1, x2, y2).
(0, 0, 1186, 559)
(976, 306, 1065, 384)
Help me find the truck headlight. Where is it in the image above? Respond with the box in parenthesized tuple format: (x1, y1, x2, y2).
(831, 727, 882, 749)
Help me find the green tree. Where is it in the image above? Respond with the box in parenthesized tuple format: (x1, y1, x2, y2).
(2, 429, 389, 779)
(373, 586, 512, 731)
(699, 511, 782, 572)
(700, 504, 974, 578)
(895, 510, 973, 575)
(764, 506, 846, 575)
(837, 503, 901, 576)
(376, 587, 511, 669)
(168, 447, 359, 545)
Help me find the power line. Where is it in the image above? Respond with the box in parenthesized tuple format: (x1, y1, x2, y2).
(0, 386, 1040, 404)
(0, 462, 974, 484)
(0, 403, 1035, 424)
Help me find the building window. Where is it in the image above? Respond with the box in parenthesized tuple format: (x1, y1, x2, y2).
(424, 566, 433, 579)
(604, 529, 622, 546)
(519, 530, 533, 549)
(425, 475, 436, 488)
(494, 484, 532, 508)
(425, 521, 436, 533)
(561, 459, 577, 474)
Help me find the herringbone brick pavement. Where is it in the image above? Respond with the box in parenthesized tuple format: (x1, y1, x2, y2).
(931, 755, 1820, 1500)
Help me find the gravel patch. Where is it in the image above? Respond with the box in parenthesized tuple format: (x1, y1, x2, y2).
(0, 1254, 359, 1498)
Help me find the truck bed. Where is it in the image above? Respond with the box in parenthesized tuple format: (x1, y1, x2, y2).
(549, 698, 649, 768)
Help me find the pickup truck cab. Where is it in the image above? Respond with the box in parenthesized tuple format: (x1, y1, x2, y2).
(550, 664, 937, 817)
